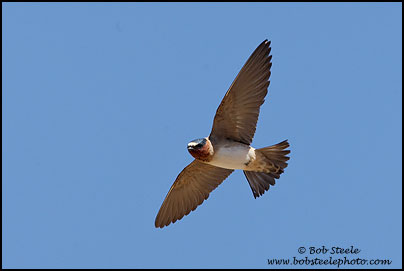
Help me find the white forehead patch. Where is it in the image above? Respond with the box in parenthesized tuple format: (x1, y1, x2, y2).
(188, 142, 198, 147)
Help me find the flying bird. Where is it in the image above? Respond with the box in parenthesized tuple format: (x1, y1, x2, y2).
(155, 40, 290, 228)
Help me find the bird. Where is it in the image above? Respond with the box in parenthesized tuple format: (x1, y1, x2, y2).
(155, 40, 290, 228)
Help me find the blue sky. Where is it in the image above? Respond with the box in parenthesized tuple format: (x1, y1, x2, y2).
(2, 3, 402, 269)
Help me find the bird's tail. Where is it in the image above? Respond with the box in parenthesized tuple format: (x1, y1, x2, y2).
(243, 140, 290, 198)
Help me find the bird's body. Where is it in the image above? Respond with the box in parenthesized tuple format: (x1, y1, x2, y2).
(155, 40, 291, 228)
(204, 139, 255, 170)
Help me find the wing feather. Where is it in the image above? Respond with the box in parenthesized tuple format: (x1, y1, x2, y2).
(155, 160, 233, 228)
(210, 40, 272, 145)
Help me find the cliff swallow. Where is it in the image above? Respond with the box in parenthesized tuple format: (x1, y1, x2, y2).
(155, 40, 290, 228)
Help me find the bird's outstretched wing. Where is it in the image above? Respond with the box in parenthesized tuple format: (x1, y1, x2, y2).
(155, 160, 233, 228)
(210, 40, 272, 145)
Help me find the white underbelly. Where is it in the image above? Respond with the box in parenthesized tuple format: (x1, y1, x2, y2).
(207, 144, 255, 170)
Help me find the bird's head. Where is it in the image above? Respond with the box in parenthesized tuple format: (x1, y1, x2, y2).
(187, 138, 213, 161)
